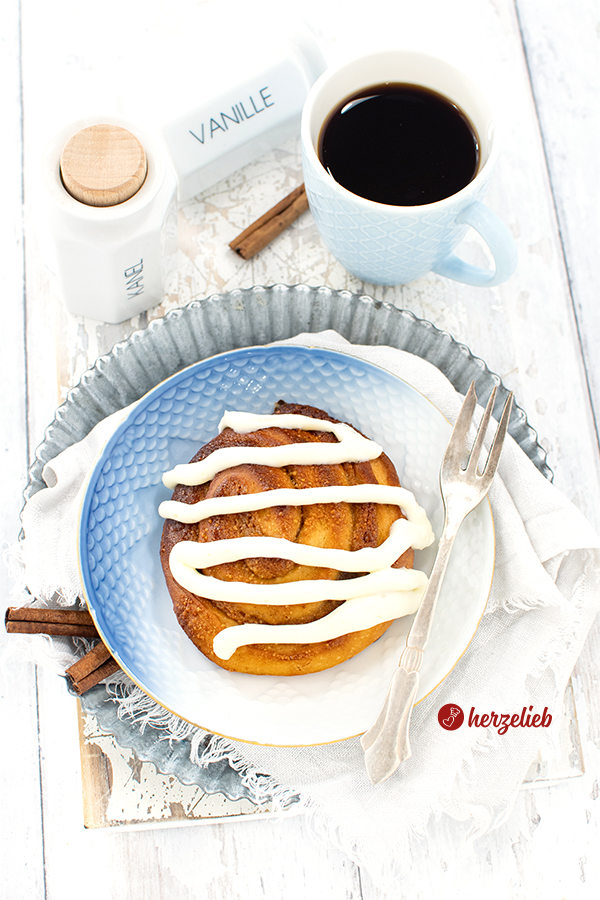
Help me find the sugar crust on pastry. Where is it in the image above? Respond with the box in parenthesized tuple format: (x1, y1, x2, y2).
(160, 402, 418, 676)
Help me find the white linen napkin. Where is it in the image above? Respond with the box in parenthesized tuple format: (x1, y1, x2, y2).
(15, 331, 600, 894)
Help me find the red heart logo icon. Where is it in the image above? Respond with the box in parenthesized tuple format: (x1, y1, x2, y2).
(438, 703, 464, 730)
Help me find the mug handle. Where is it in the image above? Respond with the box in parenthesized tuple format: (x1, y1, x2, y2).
(432, 201, 517, 287)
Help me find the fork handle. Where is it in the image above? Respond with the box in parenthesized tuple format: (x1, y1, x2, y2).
(403, 514, 463, 655)
(360, 514, 464, 784)
(362, 667, 419, 783)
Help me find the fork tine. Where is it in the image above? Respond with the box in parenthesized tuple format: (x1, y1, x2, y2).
(444, 382, 478, 463)
(466, 386, 497, 475)
(480, 391, 514, 480)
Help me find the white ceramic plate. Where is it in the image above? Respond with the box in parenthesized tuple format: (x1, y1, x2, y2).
(79, 344, 494, 746)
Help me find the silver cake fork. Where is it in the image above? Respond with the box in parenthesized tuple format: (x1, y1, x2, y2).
(361, 381, 514, 784)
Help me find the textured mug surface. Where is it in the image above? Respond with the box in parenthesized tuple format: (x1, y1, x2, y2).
(301, 51, 517, 287)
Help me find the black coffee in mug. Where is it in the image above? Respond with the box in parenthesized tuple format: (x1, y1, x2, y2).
(318, 83, 479, 206)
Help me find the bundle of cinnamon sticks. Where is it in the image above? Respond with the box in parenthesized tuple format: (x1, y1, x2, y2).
(5, 605, 120, 694)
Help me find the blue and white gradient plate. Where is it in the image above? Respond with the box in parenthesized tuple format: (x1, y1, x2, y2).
(78, 344, 494, 746)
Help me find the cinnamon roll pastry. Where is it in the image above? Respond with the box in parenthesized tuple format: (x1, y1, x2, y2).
(159, 402, 434, 676)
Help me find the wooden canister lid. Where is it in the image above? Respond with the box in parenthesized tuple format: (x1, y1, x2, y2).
(60, 124, 147, 207)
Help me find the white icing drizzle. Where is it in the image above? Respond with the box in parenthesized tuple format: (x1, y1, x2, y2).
(167, 513, 430, 572)
(160, 410, 435, 660)
(162, 412, 382, 489)
(213, 590, 425, 660)
(159, 484, 433, 545)
(168, 553, 427, 605)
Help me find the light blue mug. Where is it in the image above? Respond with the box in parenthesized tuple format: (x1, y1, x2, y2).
(301, 51, 517, 287)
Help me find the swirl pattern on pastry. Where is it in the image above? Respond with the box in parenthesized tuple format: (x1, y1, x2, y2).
(159, 401, 434, 676)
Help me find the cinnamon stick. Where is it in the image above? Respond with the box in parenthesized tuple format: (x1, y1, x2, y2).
(66, 641, 121, 695)
(5, 604, 121, 693)
(229, 183, 309, 259)
(5, 606, 99, 639)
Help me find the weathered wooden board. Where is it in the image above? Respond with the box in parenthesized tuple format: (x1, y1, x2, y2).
(1, 0, 598, 897)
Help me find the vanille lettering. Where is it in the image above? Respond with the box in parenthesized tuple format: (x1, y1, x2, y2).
(189, 125, 205, 144)
(468, 705, 552, 735)
(238, 101, 254, 119)
(221, 108, 240, 128)
(188, 87, 274, 146)
(210, 117, 225, 137)
(259, 86, 274, 108)
(124, 259, 144, 297)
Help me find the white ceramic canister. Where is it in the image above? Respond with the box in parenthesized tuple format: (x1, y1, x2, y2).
(154, 14, 326, 200)
(35, 8, 325, 323)
(36, 116, 178, 324)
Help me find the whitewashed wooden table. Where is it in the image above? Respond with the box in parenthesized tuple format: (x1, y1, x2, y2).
(1, 0, 598, 897)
